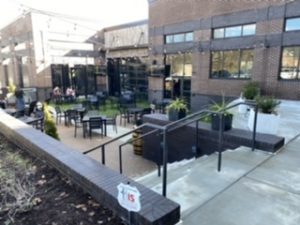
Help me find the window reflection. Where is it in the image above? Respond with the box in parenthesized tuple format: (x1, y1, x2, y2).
(211, 49, 253, 79)
(214, 28, 224, 39)
(225, 26, 242, 38)
(285, 18, 300, 31)
(243, 24, 256, 36)
(173, 34, 185, 43)
(213, 24, 256, 39)
(165, 32, 194, 44)
(166, 35, 173, 44)
(280, 47, 300, 79)
(166, 53, 192, 76)
(185, 32, 194, 42)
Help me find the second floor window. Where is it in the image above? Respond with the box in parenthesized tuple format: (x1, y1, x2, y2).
(285, 17, 300, 31)
(213, 24, 256, 39)
(165, 32, 194, 44)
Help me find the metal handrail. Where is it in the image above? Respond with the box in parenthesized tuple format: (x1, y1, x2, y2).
(159, 101, 258, 196)
(82, 100, 258, 198)
(118, 129, 161, 174)
(83, 122, 164, 164)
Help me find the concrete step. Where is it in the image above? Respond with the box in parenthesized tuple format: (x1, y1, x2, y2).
(135, 153, 212, 190)
(136, 146, 271, 219)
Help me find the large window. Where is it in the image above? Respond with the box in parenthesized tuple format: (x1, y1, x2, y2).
(285, 18, 300, 31)
(213, 24, 256, 39)
(211, 49, 253, 79)
(166, 53, 192, 76)
(165, 32, 194, 44)
(280, 47, 300, 80)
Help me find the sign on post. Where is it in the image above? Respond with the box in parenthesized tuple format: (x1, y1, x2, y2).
(117, 183, 141, 212)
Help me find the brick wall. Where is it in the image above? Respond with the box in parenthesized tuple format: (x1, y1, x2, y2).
(149, 0, 281, 27)
(148, 0, 300, 102)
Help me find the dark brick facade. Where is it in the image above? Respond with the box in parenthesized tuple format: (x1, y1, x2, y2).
(142, 114, 285, 164)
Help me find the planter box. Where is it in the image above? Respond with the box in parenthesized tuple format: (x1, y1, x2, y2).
(238, 104, 250, 114)
(168, 108, 186, 121)
(211, 113, 233, 131)
(248, 109, 280, 135)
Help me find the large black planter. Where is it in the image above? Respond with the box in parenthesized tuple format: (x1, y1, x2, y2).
(211, 113, 233, 131)
(168, 108, 186, 121)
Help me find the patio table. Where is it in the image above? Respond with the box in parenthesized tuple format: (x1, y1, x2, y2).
(82, 115, 107, 138)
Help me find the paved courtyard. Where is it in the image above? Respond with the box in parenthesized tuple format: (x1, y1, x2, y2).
(56, 118, 157, 179)
(53, 99, 300, 225)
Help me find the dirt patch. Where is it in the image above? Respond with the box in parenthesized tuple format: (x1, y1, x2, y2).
(0, 134, 125, 225)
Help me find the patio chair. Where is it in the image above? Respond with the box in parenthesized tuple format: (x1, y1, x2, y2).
(119, 107, 128, 126)
(139, 107, 152, 120)
(55, 106, 64, 124)
(65, 109, 78, 126)
(106, 113, 118, 133)
(88, 117, 104, 138)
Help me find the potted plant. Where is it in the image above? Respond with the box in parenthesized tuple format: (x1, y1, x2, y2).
(210, 96, 233, 131)
(239, 82, 260, 113)
(166, 98, 188, 121)
(248, 96, 281, 135)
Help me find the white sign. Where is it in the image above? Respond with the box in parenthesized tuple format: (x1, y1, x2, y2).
(117, 183, 141, 212)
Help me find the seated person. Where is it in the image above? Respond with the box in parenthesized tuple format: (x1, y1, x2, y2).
(53, 86, 61, 103)
(65, 87, 75, 102)
(34, 102, 44, 118)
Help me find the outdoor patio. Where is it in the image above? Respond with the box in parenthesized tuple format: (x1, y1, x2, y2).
(55, 115, 157, 179)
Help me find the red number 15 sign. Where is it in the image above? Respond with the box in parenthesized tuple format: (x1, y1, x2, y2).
(117, 183, 141, 212)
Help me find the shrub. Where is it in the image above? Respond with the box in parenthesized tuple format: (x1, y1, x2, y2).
(242, 82, 260, 100)
(7, 83, 16, 94)
(43, 103, 60, 140)
(255, 96, 280, 114)
(166, 98, 188, 112)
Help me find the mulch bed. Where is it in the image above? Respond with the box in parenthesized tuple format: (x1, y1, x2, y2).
(0, 134, 125, 225)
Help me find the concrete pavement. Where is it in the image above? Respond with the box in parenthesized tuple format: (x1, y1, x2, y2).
(137, 100, 300, 225)
(56, 119, 157, 179)
(56, 100, 300, 225)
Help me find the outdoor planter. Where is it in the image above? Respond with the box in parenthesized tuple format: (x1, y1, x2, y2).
(211, 113, 233, 131)
(248, 96, 281, 135)
(168, 108, 186, 121)
(166, 98, 188, 121)
(238, 99, 250, 114)
(248, 109, 280, 135)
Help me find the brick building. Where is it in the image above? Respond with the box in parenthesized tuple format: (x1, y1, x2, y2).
(0, 12, 148, 100)
(147, 0, 300, 110)
(0, 11, 101, 100)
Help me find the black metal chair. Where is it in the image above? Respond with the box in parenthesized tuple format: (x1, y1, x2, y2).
(140, 107, 152, 118)
(65, 109, 84, 137)
(64, 109, 78, 127)
(88, 117, 103, 138)
(106, 113, 118, 133)
(26, 101, 37, 116)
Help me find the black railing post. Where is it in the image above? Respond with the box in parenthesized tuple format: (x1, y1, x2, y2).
(119, 145, 123, 174)
(196, 120, 199, 157)
(101, 145, 105, 165)
(252, 104, 258, 151)
(157, 163, 161, 177)
(218, 113, 224, 172)
(162, 129, 168, 197)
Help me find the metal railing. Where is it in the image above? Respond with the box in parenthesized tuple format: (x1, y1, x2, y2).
(83, 101, 258, 197)
(83, 123, 164, 165)
(159, 101, 258, 197)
